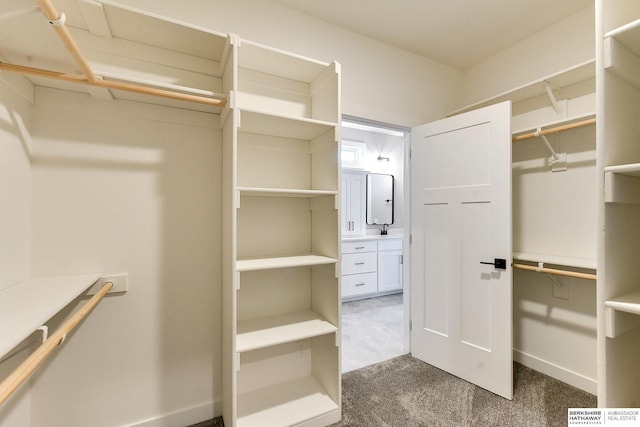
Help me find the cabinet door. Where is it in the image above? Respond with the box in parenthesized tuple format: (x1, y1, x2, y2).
(378, 249, 403, 292)
(341, 173, 366, 236)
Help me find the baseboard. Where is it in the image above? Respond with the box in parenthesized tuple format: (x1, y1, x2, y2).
(513, 349, 597, 395)
(129, 400, 219, 427)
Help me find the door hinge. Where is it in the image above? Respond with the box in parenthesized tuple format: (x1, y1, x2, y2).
(410, 234, 412, 244)
(409, 319, 412, 331)
(400, 255, 404, 265)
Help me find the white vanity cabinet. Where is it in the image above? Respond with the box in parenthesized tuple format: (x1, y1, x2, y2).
(341, 236, 403, 300)
(377, 238, 403, 293)
(341, 172, 366, 236)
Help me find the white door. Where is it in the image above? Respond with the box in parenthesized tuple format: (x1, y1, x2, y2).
(410, 101, 513, 399)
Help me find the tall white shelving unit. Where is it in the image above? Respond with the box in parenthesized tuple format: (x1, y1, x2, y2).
(222, 36, 342, 426)
(597, 0, 640, 407)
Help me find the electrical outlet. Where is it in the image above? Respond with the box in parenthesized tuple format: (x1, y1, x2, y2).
(86, 273, 128, 295)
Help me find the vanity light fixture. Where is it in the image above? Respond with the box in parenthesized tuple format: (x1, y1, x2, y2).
(377, 155, 390, 161)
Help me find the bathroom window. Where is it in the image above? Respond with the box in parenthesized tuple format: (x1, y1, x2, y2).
(341, 140, 366, 169)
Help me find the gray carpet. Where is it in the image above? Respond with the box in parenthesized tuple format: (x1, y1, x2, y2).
(331, 354, 596, 427)
(189, 354, 596, 427)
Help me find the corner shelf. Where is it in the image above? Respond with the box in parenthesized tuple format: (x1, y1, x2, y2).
(236, 310, 337, 353)
(0, 273, 102, 358)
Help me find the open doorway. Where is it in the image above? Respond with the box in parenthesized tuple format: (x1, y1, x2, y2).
(340, 116, 411, 372)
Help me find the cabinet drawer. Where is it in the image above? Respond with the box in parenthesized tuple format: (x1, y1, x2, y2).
(342, 272, 377, 298)
(342, 252, 377, 275)
(342, 241, 377, 254)
(378, 238, 403, 251)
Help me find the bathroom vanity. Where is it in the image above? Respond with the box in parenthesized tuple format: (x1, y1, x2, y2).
(341, 235, 403, 301)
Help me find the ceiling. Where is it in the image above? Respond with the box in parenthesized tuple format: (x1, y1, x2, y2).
(268, 0, 593, 70)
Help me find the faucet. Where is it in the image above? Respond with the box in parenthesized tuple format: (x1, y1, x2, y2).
(381, 223, 389, 235)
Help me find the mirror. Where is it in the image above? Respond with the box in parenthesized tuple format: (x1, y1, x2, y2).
(366, 173, 394, 226)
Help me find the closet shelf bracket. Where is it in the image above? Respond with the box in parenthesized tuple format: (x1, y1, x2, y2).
(544, 84, 561, 114)
(534, 128, 567, 172)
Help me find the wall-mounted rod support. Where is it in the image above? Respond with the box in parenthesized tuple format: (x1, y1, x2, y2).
(535, 130, 560, 161)
(0, 62, 227, 107)
(0, 281, 113, 406)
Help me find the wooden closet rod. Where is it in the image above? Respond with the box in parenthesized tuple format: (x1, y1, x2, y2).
(512, 117, 596, 142)
(513, 263, 596, 280)
(0, 62, 226, 107)
(0, 281, 113, 406)
(36, 0, 97, 83)
(2, 0, 226, 108)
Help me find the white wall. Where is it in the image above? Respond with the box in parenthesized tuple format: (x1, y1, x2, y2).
(461, 6, 595, 108)
(97, 0, 463, 128)
(0, 77, 33, 426)
(27, 88, 220, 427)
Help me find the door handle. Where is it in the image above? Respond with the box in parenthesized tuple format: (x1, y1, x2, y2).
(480, 258, 507, 270)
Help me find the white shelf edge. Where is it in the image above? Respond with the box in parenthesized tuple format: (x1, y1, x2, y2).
(237, 375, 339, 427)
(604, 163, 640, 176)
(238, 186, 338, 198)
(236, 310, 338, 353)
(448, 59, 595, 117)
(236, 254, 338, 272)
(238, 107, 338, 128)
(513, 252, 596, 270)
(605, 290, 640, 315)
(511, 112, 596, 136)
(0, 273, 102, 358)
(605, 290, 640, 338)
(604, 17, 640, 40)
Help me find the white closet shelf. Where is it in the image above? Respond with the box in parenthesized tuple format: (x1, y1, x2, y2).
(604, 163, 640, 176)
(513, 252, 596, 270)
(236, 310, 337, 353)
(604, 164, 640, 204)
(605, 290, 640, 338)
(238, 186, 337, 199)
(238, 109, 337, 140)
(605, 18, 640, 55)
(605, 290, 640, 315)
(604, 19, 640, 89)
(237, 375, 339, 427)
(239, 39, 333, 83)
(236, 255, 338, 272)
(0, 273, 102, 358)
(449, 59, 595, 116)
